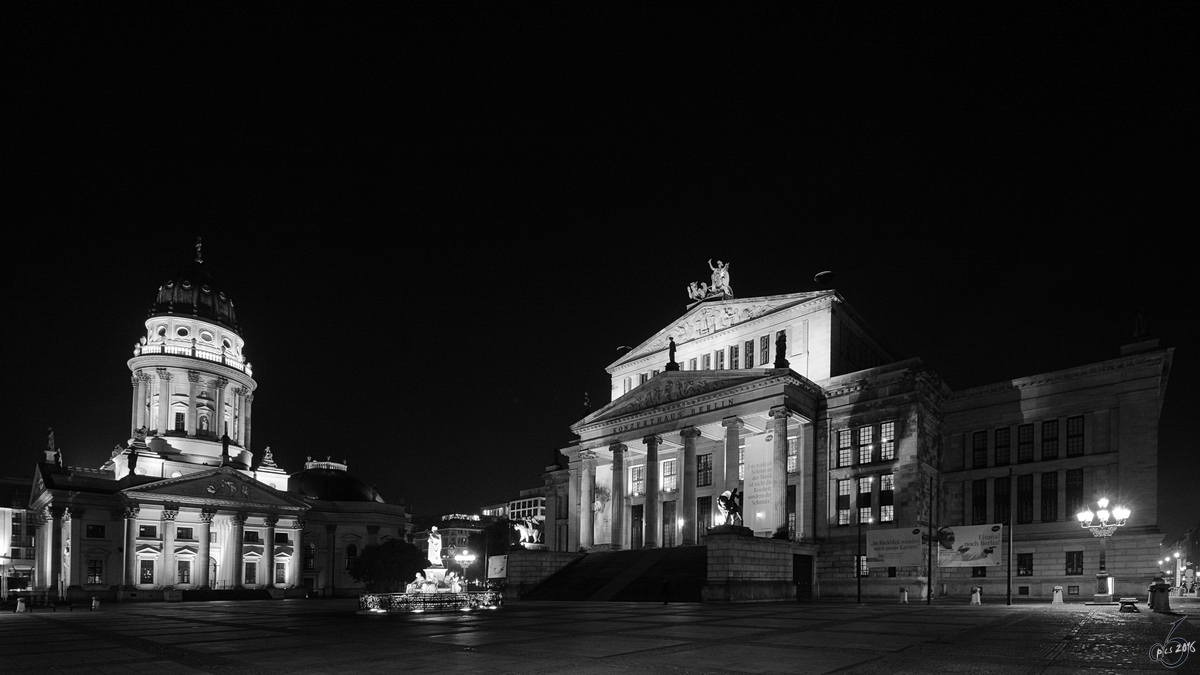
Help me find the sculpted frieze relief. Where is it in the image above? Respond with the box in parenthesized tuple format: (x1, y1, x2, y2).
(642, 303, 775, 355)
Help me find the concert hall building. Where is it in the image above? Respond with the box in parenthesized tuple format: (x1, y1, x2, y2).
(545, 273, 1172, 600)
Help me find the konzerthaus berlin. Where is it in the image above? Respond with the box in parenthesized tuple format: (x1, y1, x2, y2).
(544, 269, 1172, 600)
(26, 246, 408, 601)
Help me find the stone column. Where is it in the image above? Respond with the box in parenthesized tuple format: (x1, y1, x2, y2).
(290, 519, 306, 589)
(231, 512, 246, 588)
(130, 376, 141, 435)
(722, 416, 744, 493)
(264, 516, 278, 587)
(66, 508, 85, 590)
(187, 371, 200, 437)
(124, 504, 139, 587)
(643, 435, 662, 548)
(28, 513, 44, 589)
(609, 443, 627, 550)
(48, 506, 64, 597)
(156, 368, 172, 434)
(324, 524, 337, 594)
(242, 393, 254, 453)
(567, 459, 581, 552)
(579, 458, 594, 550)
(197, 510, 215, 589)
(680, 428, 701, 545)
(214, 377, 229, 437)
(769, 407, 791, 533)
(161, 507, 178, 587)
(135, 372, 148, 430)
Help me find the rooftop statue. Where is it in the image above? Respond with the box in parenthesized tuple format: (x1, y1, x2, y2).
(687, 260, 733, 301)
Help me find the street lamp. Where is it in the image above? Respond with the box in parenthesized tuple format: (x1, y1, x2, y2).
(1075, 498, 1129, 603)
(857, 512, 873, 604)
(453, 549, 476, 590)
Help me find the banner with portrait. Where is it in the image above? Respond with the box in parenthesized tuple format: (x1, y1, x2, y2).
(743, 432, 776, 532)
(867, 528, 924, 567)
(937, 523, 1003, 567)
(592, 464, 612, 545)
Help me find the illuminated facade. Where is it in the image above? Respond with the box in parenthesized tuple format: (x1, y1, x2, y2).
(27, 247, 409, 601)
(554, 282, 1173, 599)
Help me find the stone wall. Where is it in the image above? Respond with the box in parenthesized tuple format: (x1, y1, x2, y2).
(702, 529, 818, 602)
(505, 549, 581, 600)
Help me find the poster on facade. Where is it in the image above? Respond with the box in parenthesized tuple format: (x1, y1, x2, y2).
(593, 464, 612, 545)
(937, 524, 1003, 567)
(866, 528, 924, 567)
(487, 554, 507, 579)
(742, 432, 776, 533)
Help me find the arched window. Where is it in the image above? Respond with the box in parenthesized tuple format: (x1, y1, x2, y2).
(345, 544, 358, 570)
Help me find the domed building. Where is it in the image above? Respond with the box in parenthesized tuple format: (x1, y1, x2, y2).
(27, 243, 410, 601)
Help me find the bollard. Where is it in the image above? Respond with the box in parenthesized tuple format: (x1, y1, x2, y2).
(16, 598, 27, 613)
(1052, 586, 1064, 604)
(1149, 581, 1172, 613)
(899, 587, 908, 604)
(91, 597, 99, 611)
(970, 586, 982, 605)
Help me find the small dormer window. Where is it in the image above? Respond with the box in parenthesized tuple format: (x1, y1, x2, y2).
(157, 326, 167, 338)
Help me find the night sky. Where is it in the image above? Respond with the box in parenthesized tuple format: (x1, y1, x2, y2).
(4, 6, 1192, 541)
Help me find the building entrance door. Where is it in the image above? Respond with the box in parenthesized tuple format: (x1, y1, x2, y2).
(662, 500, 676, 548)
(631, 505, 644, 550)
(794, 554, 813, 600)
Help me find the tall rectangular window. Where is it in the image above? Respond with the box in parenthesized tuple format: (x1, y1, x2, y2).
(688, 358, 697, 371)
(245, 562, 257, 585)
(177, 560, 191, 584)
(1041, 472, 1058, 522)
(880, 474, 895, 522)
(786, 485, 797, 538)
(1066, 416, 1084, 457)
(837, 479, 851, 525)
(640, 373, 649, 386)
(174, 412, 185, 431)
(140, 560, 154, 584)
(994, 427, 1011, 466)
(662, 500, 676, 548)
(857, 555, 869, 577)
(858, 426, 874, 464)
(994, 476, 1011, 524)
(786, 436, 798, 473)
(1017, 424, 1034, 463)
(739, 443, 744, 481)
(759, 335, 769, 365)
(1017, 553, 1033, 576)
(1065, 551, 1083, 575)
(744, 340, 754, 369)
(1066, 468, 1084, 517)
(858, 477, 873, 522)
(662, 459, 678, 492)
(972, 479, 988, 525)
(730, 345, 740, 369)
(1017, 475, 1033, 524)
(716, 350, 725, 370)
(880, 421, 895, 460)
(87, 560, 104, 585)
(275, 562, 287, 584)
(632, 466, 645, 495)
(702, 354, 711, 370)
(837, 430, 852, 468)
(139, 525, 157, 538)
(1042, 420, 1059, 461)
(697, 454, 712, 487)
(698, 496, 712, 533)
(972, 431, 988, 469)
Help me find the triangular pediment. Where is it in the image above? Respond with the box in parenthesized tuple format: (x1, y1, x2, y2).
(610, 291, 834, 370)
(121, 466, 309, 512)
(576, 370, 772, 430)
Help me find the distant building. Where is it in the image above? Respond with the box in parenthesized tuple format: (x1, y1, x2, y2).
(410, 513, 495, 566)
(1, 476, 37, 596)
(26, 246, 409, 601)
(552, 278, 1172, 599)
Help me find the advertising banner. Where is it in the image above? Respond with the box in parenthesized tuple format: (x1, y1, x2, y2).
(487, 555, 508, 579)
(742, 432, 776, 532)
(937, 523, 1003, 567)
(866, 528, 924, 567)
(593, 464, 612, 545)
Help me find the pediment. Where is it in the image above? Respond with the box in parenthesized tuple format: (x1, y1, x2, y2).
(611, 291, 834, 369)
(577, 371, 768, 429)
(121, 466, 309, 512)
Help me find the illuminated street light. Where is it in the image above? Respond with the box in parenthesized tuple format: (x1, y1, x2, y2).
(1076, 498, 1129, 603)
(453, 549, 476, 588)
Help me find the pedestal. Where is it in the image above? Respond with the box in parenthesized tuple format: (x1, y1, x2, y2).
(1089, 573, 1115, 604)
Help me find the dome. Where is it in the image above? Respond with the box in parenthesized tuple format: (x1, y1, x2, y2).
(289, 459, 385, 503)
(150, 258, 240, 334)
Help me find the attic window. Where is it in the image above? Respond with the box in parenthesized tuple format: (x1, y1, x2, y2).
(176, 327, 190, 338)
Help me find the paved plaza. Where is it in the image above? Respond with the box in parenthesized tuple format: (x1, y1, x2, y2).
(2, 597, 1197, 674)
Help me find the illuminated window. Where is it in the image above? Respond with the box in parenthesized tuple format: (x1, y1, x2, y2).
(1017, 553, 1033, 576)
(858, 426, 874, 464)
(662, 459, 677, 492)
(837, 430, 852, 468)
(698, 496, 712, 534)
(716, 350, 725, 370)
(177, 560, 191, 584)
(245, 562, 258, 584)
(786, 436, 798, 473)
(972, 431, 987, 468)
(87, 560, 104, 585)
(730, 345, 740, 369)
(1042, 420, 1059, 460)
(702, 354, 711, 370)
(1065, 551, 1083, 575)
(697, 454, 712, 487)
(176, 527, 193, 540)
(139, 560, 154, 583)
(1017, 424, 1034, 463)
(275, 562, 287, 584)
(880, 474, 894, 522)
(880, 422, 895, 460)
(738, 443, 744, 481)
(994, 427, 1010, 466)
(632, 466, 645, 495)
(759, 335, 769, 365)
(880, 505, 894, 522)
(138, 525, 157, 538)
(837, 479, 851, 525)
(857, 555, 869, 577)
(1066, 416, 1084, 457)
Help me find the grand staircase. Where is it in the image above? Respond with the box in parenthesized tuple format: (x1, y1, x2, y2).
(523, 546, 706, 602)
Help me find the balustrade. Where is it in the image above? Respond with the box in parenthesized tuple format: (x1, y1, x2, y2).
(135, 342, 249, 373)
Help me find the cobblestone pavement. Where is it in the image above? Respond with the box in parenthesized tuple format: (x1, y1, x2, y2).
(1, 597, 1196, 674)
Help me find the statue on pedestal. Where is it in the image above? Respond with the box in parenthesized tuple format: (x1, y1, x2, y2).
(427, 526, 443, 567)
(717, 488, 743, 526)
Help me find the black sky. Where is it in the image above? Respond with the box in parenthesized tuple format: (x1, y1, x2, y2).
(3, 5, 1193, 540)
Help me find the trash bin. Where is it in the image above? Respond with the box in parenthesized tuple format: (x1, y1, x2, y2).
(970, 586, 982, 605)
(1052, 586, 1064, 604)
(899, 587, 908, 604)
(1148, 579, 1171, 613)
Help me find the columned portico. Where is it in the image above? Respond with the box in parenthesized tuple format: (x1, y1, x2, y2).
(769, 407, 790, 532)
(161, 506, 178, 587)
(198, 509, 215, 589)
(680, 428, 701, 545)
(643, 435, 661, 548)
(231, 512, 246, 588)
(578, 456, 594, 549)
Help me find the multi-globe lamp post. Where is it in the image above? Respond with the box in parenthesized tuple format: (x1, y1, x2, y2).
(454, 549, 476, 589)
(1075, 498, 1129, 603)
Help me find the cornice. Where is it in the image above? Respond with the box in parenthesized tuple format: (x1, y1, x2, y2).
(128, 354, 256, 390)
(946, 349, 1173, 404)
